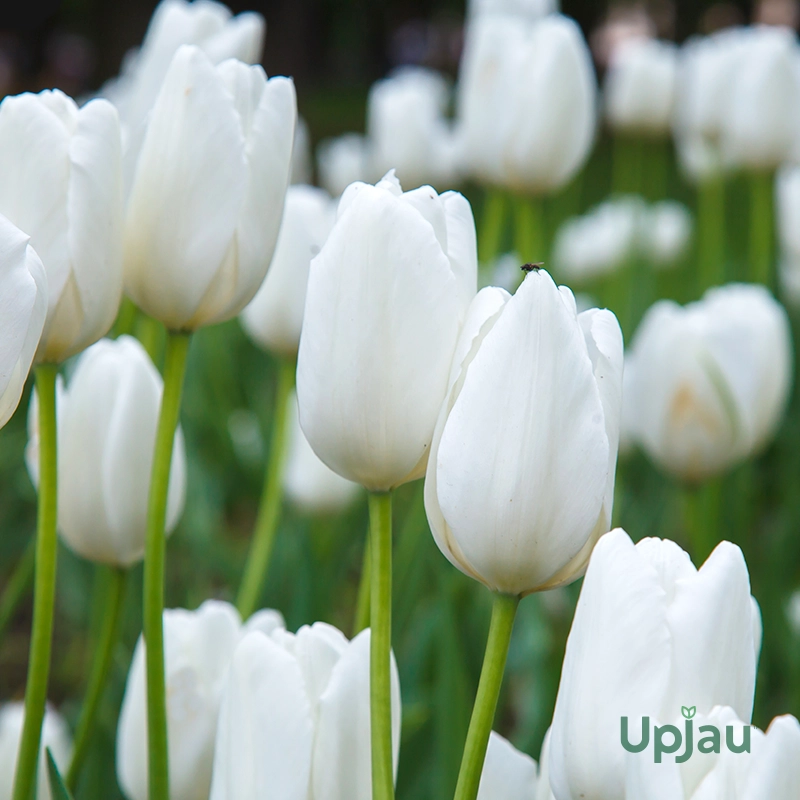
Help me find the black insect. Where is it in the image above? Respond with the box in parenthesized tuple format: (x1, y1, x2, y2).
(520, 262, 544, 273)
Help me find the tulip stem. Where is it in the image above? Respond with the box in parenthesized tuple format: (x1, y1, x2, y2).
(698, 172, 726, 292)
(0, 536, 35, 646)
(236, 357, 296, 620)
(369, 490, 394, 800)
(12, 364, 59, 800)
(354, 535, 371, 635)
(612, 135, 644, 196)
(749, 170, 774, 288)
(143, 331, 191, 800)
(453, 592, 520, 800)
(515, 195, 545, 266)
(66, 566, 127, 791)
(682, 478, 723, 565)
(478, 190, 507, 266)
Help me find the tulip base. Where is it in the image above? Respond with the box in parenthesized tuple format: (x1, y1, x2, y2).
(369, 490, 394, 800)
(12, 364, 59, 800)
(453, 591, 520, 800)
(143, 331, 191, 800)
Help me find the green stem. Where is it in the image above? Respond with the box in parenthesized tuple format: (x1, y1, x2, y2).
(143, 331, 191, 800)
(0, 537, 35, 645)
(698, 173, 726, 292)
(644, 138, 670, 202)
(236, 358, 296, 620)
(478, 190, 507, 266)
(369, 491, 394, 800)
(514, 195, 545, 266)
(353, 534, 371, 636)
(612, 135, 644, 196)
(453, 592, 520, 800)
(12, 365, 59, 800)
(113, 297, 138, 338)
(135, 315, 165, 369)
(66, 567, 127, 791)
(682, 478, 723, 565)
(750, 171, 775, 288)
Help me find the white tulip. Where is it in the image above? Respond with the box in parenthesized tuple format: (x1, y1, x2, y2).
(209, 624, 402, 800)
(240, 185, 336, 356)
(316, 134, 373, 198)
(367, 67, 459, 189)
(467, 0, 559, 19)
(0, 90, 123, 363)
(425, 270, 623, 596)
(639, 200, 693, 269)
(624, 284, 792, 481)
(478, 732, 539, 800)
(548, 529, 761, 800)
(284, 392, 361, 514)
(124, 45, 296, 331)
(297, 172, 477, 491)
(117, 600, 284, 800)
(456, 13, 596, 193)
(26, 336, 186, 567)
(0, 703, 72, 800)
(605, 39, 678, 136)
(0, 215, 47, 429)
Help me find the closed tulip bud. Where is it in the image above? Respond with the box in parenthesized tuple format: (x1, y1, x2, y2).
(477, 732, 540, 800)
(297, 172, 478, 491)
(456, 14, 596, 194)
(240, 185, 336, 357)
(0, 215, 47, 429)
(0, 703, 72, 800)
(639, 200, 693, 269)
(316, 134, 373, 198)
(284, 392, 361, 514)
(117, 600, 285, 800)
(548, 529, 761, 800)
(0, 90, 123, 363)
(26, 336, 187, 566)
(368, 67, 459, 189)
(209, 623, 401, 800)
(605, 39, 678, 136)
(425, 270, 623, 596)
(624, 284, 792, 482)
(124, 45, 296, 331)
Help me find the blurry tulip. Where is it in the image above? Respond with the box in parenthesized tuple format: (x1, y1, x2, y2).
(27, 336, 186, 567)
(0, 215, 47, 429)
(124, 45, 296, 331)
(548, 529, 761, 800)
(467, 0, 558, 19)
(477, 732, 540, 800)
(624, 284, 792, 481)
(291, 117, 313, 185)
(456, 13, 596, 194)
(284, 392, 360, 515)
(0, 703, 72, 800)
(316, 134, 373, 198)
(367, 67, 459, 188)
(605, 39, 678, 136)
(425, 269, 623, 596)
(639, 200, 693, 269)
(0, 90, 123, 363)
(117, 600, 284, 800)
(209, 623, 401, 800)
(240, 185, 336, 357)
(297, 172, 477, 491)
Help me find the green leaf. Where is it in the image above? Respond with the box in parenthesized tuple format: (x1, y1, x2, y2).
(45, 748, 74, 800)
(681, 705, 697, 720)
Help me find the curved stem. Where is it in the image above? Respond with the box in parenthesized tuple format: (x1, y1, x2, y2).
(143, 331, 191, 800)
(453, 592, 520, 800)
(369, 490, 394, 800)
(12, 364, 59, 800)
(236, 357, 296, 620)
(750, 171, 774, 288)
(66, 567, 127, 791)
(0, 537, 35, 646)
(698, 173, 726, 292)
(478, 190, 507, 267)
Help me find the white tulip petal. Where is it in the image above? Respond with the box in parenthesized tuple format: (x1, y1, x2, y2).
(478, 732, 538, 800)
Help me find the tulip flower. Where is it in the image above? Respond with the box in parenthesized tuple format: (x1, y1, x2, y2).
(639, 200, 693, 269)
(316, 134, 373, 198)
(117, 600, 284, 800)
(467, 0, 558, 19)
(209, 624, 401, 800)
(604, 39, 678, 137)
(240, 185, 336, 357)
(26, 336, 187, 567)
(367, 67, 459, 189)
(548, 529, 761, 800)
(623, 284, 792, 482)
(0, 90, 123, 364)
(0, 703, 72, 800)
(477, 733, 539, 800)
(0, 215, 47, 430)
(284, 392, 361, 515)
(124, 45, 296, 331)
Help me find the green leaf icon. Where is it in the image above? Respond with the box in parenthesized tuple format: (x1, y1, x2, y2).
(681, 706, 697, 719)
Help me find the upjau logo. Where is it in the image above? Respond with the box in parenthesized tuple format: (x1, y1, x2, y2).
(620, 705, 751, 762)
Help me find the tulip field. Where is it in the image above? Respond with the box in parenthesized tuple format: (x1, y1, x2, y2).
(5, 0, 800, 798)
